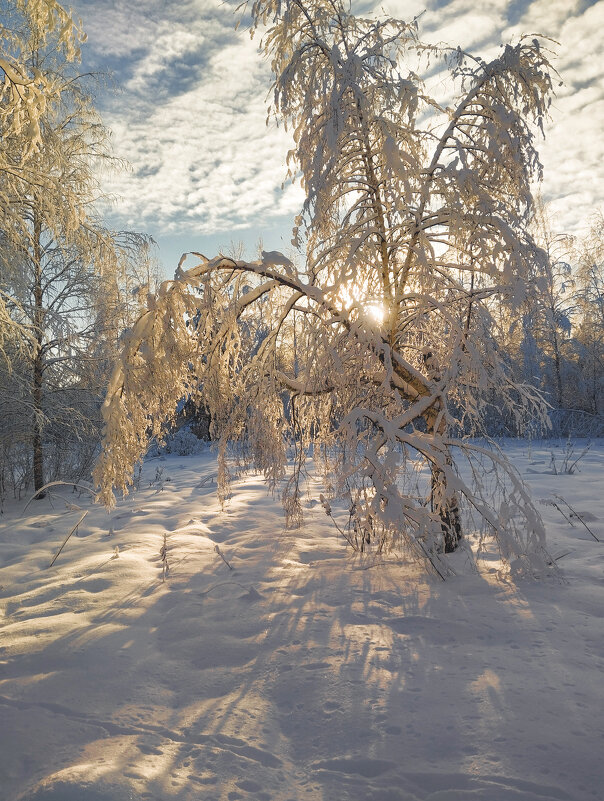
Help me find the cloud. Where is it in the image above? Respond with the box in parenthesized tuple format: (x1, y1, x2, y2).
(510, 1, 604, 234)
(99, 30, 303, 236)
(71, 0, 604, 250)
(72, 0, 303, 244)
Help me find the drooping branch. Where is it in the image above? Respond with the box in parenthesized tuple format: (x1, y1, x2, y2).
(96, 0, 557, 575)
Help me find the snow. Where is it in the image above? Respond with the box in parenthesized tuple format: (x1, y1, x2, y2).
(1, 441, 603, 801)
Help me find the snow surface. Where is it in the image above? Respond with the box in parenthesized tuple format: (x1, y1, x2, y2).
(1, 440, 603, 801)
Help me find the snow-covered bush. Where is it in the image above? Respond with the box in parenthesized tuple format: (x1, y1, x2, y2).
(162, 425, 206, 457)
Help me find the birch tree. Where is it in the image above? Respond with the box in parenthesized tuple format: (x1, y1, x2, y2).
(530, 208, 574, 408)
(500, 201, 575, 412)
(0, 0, 152, 495)
(0, 0, 83, 360)
(96, 0, 556, 574)
(572, 214, 604, 415)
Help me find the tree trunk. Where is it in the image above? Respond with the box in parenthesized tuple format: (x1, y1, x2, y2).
(32, 213, 45, 497)
(426, 392, 462, 552)
(551, 319, 563, 407)
(430, 461, 462, 552)
(32, 351, 45, 495)
(440, 494, 463, 553)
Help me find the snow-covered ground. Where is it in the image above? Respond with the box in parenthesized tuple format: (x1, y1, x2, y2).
(1, 440, 603, 801)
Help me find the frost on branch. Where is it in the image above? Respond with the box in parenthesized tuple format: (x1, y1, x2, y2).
(95, 251, 550, 576)
(96, 0, 558, 576)
(0, 0, 86, 345)
(0, 0, 84, 167)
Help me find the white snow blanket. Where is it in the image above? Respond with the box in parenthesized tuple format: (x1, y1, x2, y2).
(1, 441, 603, 801)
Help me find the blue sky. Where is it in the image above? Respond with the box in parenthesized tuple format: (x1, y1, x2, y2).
(69, 0, 604, 275)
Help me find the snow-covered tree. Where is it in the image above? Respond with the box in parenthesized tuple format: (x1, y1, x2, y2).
(571, 214, 604, 415)
(96, 0, 556, 574)
(0, 0, 83, 359)
(498, 201, 575, 412)
(0, 231, 154, 496)
(0, 0, 152, 495)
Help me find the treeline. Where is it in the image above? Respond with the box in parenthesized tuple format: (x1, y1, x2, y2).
(498, 206, 604, 435)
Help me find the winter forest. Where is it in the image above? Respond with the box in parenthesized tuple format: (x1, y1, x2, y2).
(1, 1, 603, 800)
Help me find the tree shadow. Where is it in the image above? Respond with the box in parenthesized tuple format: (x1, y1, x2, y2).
(0, 464, 599, 801)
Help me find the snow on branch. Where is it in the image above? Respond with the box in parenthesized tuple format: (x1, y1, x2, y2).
(96, 0, 558, 576)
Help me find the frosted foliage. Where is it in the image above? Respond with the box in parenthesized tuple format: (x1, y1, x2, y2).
(97, 0, 556, 575)
(162, 426, 205, 456)
(0, 0, 83, 167)
(0, 0, 87, 348)
(0, 0, 126, 310)
(572, 213, 604, 415)
(1, 0, 153, 496)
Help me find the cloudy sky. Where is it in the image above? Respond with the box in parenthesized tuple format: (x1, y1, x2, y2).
(69, 0, 604, 274)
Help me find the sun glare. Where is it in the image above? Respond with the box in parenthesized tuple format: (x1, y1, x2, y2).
(338, 282, 385, 326)
(366, 304, 385, 324)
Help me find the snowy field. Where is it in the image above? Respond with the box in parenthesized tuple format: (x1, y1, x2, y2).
(1, 440, 603, 801)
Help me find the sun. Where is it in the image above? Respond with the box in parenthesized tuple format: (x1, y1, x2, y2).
(338, 282, 385, 326)
(366, 303, 385, 324)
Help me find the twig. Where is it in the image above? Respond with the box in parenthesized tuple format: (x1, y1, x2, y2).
(49, 511, 88, 568)
(326, 508, 346, 538)
(214, 544, 233, 569)
(550, 500, 575, 527)
(24, 481, 97, 513)
(567, 444, 591, 475)
(196, 474, 216, 488)
(551, 550, 573, 563)
(540, 497, 575, 527)
(160, 532, 169, 581)
(320, 493, 358, 548)
(415, 538, 447, 581)
(554, 495, 600, 542)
